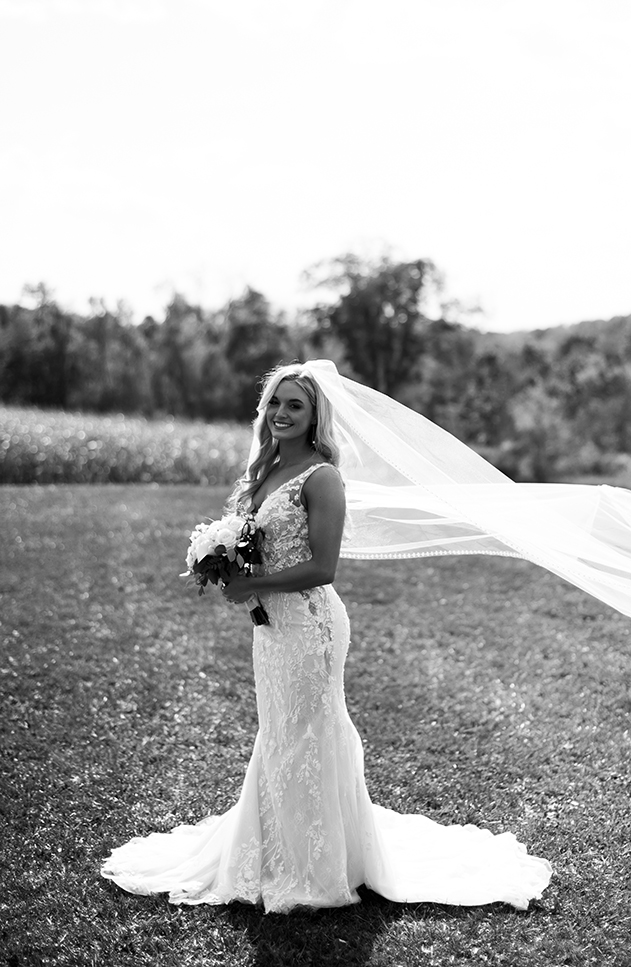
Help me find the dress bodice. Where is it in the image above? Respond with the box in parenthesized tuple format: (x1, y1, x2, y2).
(249, 463, 333, 574)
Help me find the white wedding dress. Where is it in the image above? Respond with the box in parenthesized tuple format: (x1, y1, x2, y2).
(101, 464, 552, 912)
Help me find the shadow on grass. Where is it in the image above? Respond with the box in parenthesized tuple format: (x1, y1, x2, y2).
(220, 887, 515, 967)
(83, 879, 523, 967)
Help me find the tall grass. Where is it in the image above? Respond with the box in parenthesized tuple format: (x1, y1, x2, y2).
(0, 405, 252, 484)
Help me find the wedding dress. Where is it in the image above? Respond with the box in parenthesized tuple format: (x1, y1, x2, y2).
(101, 463, 552, 912)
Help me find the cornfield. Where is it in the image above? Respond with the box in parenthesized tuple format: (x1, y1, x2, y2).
(0, 406, 252, 485)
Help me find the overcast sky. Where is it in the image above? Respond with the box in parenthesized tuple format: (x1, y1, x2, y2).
(1, 0, 629, 331)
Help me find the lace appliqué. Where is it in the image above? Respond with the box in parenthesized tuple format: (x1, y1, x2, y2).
(241, 464, 355, 910)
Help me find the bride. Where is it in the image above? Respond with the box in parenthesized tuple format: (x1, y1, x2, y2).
(101, 360, 563, 912)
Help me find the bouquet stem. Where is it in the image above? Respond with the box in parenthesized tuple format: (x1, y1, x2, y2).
(245, 594, 269, 626)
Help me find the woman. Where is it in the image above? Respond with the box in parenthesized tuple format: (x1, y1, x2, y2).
(102, 362, 554, 912)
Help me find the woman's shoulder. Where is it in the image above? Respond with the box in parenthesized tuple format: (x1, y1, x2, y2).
(302, 461, 342, 482)
(301, 462, 345, 504)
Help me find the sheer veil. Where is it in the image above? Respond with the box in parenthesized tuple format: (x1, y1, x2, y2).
(274, 359, 631, 618)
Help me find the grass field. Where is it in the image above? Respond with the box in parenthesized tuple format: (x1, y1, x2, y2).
(1, 484, 630, 967)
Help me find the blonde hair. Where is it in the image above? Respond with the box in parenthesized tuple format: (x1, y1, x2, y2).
(229, 363, 340, 511)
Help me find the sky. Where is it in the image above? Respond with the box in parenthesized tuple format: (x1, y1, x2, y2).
(0, 0, 630, 332)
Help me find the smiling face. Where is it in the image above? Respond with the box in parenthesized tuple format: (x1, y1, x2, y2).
(266, 379, 316, 447)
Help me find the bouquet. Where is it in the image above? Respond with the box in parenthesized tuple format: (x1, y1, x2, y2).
(181, 513, 269, 625)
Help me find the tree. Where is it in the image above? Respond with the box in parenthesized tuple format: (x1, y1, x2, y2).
(0, 284, 79, 408)
(221, 288, 293, 421)
(395, 319, 475, 433)
(0, 303, 36, 403)
(147, 294, 207, 417)
(71, 300, 153, 413)
(306, 254, 441, 396)
(506, 383, 571, 482)
(25, 283, 76, 408)
(551, 334, 631, 453)
(456, 351, 516, 446)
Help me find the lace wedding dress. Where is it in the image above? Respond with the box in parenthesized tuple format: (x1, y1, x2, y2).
(101, 464, 552, 912)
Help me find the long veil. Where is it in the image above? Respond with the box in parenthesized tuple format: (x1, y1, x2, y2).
(298, 359, 631, 619)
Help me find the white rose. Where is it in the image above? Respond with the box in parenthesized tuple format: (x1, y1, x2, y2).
(216, 526, 237, 549)
(205, 521, 222, 543)
(194, 535, 215, 560)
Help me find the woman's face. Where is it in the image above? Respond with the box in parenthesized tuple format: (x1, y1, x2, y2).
(266, 379, 315, 446)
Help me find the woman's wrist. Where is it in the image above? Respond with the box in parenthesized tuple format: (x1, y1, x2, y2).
(246, 576, 263, 595)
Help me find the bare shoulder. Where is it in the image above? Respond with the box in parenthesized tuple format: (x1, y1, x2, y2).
(302, 463, 345, 508)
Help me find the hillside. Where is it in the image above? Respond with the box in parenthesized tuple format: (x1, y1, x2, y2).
(475, 312, 631, 355)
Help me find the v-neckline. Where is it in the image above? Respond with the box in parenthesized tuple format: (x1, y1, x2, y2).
(252, 463, 328, 514)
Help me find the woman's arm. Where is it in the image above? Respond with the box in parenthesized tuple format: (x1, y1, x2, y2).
(221, 466, 346, 604)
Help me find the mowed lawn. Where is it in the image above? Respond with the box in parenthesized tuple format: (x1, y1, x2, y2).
(1, 484, 630, 967)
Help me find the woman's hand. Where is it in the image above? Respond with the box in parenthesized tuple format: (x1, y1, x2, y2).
(221, 574, 255, 604)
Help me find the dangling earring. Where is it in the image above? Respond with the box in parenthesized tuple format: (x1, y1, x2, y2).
(311, 421, 318, 448)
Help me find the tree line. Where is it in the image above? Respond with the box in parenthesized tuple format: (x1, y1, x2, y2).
(2, 258, 631, 481)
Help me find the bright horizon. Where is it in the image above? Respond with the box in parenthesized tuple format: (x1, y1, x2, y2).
(1, 0, 630, 332)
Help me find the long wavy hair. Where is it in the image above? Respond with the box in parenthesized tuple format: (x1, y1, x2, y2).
(228, 363, 340, 511)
